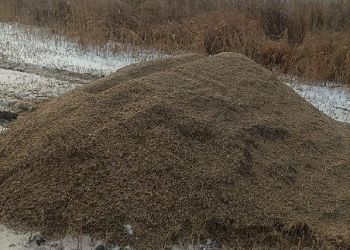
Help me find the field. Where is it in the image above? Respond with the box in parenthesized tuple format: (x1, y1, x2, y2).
(0, 1, 349, 250)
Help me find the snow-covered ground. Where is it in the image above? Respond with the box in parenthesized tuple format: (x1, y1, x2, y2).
(0, 225, 218, 250)
(0, 225, 117, 250)
(284, 77, 350, 124)
(0, 23, 160, 76)
(0, 22, 349, 250)
(0, 68, 76, 101)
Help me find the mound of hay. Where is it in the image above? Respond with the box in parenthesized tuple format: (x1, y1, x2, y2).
(0, 53, 349, 248)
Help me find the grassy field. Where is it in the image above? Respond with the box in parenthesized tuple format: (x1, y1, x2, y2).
(0, 0, 349, 85)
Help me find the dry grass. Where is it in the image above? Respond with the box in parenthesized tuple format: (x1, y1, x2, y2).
(1, 0, 350, 84)
(289, 30, 350, 84)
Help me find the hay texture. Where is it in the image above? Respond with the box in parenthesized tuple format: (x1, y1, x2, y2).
(0, 53, 349, 248)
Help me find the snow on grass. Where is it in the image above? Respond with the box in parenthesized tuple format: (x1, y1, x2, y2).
(0, 22, 162, 77)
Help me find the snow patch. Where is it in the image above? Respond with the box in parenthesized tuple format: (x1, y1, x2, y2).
(0, 22, 161, 77)
(0, 68, 76, 101)
(286, 80, 350, 124)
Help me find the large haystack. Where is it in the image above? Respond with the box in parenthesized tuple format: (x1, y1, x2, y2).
(0, 53, 349, 248)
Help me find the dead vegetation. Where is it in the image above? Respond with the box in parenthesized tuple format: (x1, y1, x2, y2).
(0, 0, 350, 85)
(0, 53, 349, 249)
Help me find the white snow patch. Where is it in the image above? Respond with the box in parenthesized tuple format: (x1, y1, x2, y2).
(124, 224, 134, 235)
(0, 225, 109, 250)
(0, 68, 76, 101)
(0, 22, 161, 76)
(286, 79, 350, 124)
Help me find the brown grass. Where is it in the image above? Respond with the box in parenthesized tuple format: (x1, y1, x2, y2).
(290, 30, 350, 84)
(1, 0, 350, 84)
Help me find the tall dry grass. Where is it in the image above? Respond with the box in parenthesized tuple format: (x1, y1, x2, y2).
(290, 30, 350, 84)
(0, 0, 350, 84)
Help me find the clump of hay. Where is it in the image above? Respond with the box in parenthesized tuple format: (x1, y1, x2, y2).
(0, 53, 349, 248)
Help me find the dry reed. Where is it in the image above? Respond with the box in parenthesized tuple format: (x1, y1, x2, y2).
(0, 0, 350, 84)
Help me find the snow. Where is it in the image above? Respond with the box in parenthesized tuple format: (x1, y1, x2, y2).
(0, 224, 217, 250)
(0, 68, 76, 101)
(0, 225, 104, 250)
(285, 77, 350, 124)
(0, 22, 160, 76)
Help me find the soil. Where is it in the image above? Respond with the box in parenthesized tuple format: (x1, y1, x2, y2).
(0, 53, 349, 249)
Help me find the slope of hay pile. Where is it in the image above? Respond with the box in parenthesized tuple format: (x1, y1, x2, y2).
(0, 53, 349, 248)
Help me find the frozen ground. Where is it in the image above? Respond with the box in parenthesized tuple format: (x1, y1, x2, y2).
(0, 68, 76, 101)
(0, 226, 99, 250)
(0, 22, 349, 249)
(283, 76, 350, 124)
(0, 23, 160, 76)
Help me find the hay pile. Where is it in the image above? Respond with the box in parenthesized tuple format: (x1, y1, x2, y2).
(0, 53, 349, 248)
